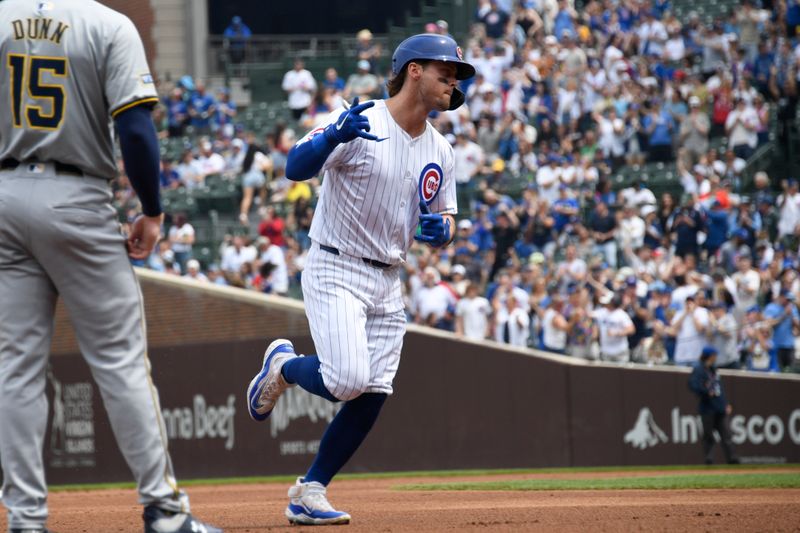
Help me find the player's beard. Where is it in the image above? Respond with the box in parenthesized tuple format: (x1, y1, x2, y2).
(434, 93, 451, 112)
(425, 88, 451, 112)
(419, 76, 452, 112)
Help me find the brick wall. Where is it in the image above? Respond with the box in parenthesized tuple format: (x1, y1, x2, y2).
(99, 0, 157, 74)
(51, 271, 310, 355)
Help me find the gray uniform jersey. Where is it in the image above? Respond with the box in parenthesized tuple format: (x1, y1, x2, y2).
(0, 0, 158, 179)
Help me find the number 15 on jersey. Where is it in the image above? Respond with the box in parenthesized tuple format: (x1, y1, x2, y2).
(7, 53, 67, 130)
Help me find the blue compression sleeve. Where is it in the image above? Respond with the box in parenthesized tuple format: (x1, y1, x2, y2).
(281, 355, 340, 403)
(285, 131, 338, 181)
(305, 392, 387, 486)
(115, 105, 162, 217)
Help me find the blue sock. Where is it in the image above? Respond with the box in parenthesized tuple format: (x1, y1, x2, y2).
(304, 392, 387, 486)
(281, 355, 339, 403)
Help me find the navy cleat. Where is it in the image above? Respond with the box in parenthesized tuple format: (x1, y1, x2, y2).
(285, 478, 351, 526)
(246, 339, 298, 421)
(143, 505, 222, 533)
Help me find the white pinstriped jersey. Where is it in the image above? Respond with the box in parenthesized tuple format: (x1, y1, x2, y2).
(299, 99, 457, 265)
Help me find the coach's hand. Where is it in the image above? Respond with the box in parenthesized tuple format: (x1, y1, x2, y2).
(324, 97, 379, 144)
(127, 213, 163, 260)
(414, 200, 451, 248)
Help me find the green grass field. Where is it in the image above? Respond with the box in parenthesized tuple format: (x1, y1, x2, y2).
(49, 463, 799, 492)
(398, 472, 800, 491)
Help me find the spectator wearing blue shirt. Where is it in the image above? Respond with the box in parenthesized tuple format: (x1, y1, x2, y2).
(322, 68, 345, 92)
(164, 87, 188, 138)
(479, 0, 511, 39)
(764, 290, 800, 370)
(683, 16, 705, 58)
(652, 0, 671, 19)
(704, 200, 729, 257)
(223, 16, 252, 64)
(594, 179, 617, 207)
(617, 4, 636, 32)
(650, 284, 675, 360)
(642, 100, 675, 162)
(188, 81, 217, 134)
(751, 40, 775, 95)
(452, 219, 480, 259)
(551, 185, 579, 234)
(160, 159, 182, 190)
(471, 205, 495, 253)
(553, 0, 577, 41)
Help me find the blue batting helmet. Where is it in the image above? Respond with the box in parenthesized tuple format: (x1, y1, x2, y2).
(391, 34, 475, 110)
(392, 34, 475, 80)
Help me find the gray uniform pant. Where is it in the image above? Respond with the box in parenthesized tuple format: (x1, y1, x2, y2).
(0, 165, 188, 530)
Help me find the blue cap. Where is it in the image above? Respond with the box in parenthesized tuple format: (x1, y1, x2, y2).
(567, 282, 579, 294)
(780, 289, 796, 300)
(734, 228, 749, 239)
(650, 281, 669, 293)
(179, 75, 195, 92)
(746, 305, 761, 314)
(701, 346, 718, 359)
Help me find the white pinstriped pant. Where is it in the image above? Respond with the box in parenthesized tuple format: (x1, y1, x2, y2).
(302, 242, 406, 401)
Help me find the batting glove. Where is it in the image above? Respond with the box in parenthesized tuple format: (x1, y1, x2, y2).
(414, 200, 451, 248)
(323, 97, 379, 144)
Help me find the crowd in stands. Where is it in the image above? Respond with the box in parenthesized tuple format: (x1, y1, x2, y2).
(115, 0, 800, 373)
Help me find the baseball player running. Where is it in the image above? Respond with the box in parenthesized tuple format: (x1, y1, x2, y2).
(246, 34, 475, 525)
(0, 2, 220, 532)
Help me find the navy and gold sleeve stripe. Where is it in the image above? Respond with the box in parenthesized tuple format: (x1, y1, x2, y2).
(111, 96, 159, 118)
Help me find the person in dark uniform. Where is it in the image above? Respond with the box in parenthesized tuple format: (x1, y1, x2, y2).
(688, 346, 740, 464)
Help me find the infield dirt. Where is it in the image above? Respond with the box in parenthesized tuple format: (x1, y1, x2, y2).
(4, 468, 800, 532)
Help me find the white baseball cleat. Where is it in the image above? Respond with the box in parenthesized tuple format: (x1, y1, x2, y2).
(285, 478, 351, 525)
(143, 505, 222, 533)
(246, 339, 297, 421)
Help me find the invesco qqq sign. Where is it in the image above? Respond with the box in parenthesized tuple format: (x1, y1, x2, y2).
(625, 407, 800, 450)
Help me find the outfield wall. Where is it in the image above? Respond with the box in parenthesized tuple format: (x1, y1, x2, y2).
(35, 270, 800, 484)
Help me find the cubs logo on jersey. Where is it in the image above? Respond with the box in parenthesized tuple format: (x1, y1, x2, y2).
(418, 163, 442, 206)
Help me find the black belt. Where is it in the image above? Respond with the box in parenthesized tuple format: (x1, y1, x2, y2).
(1, 158, 83, 176)
(319, 244, 394, 269)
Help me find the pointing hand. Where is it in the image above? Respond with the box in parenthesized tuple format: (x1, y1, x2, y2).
(324, 97, 379, 144)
